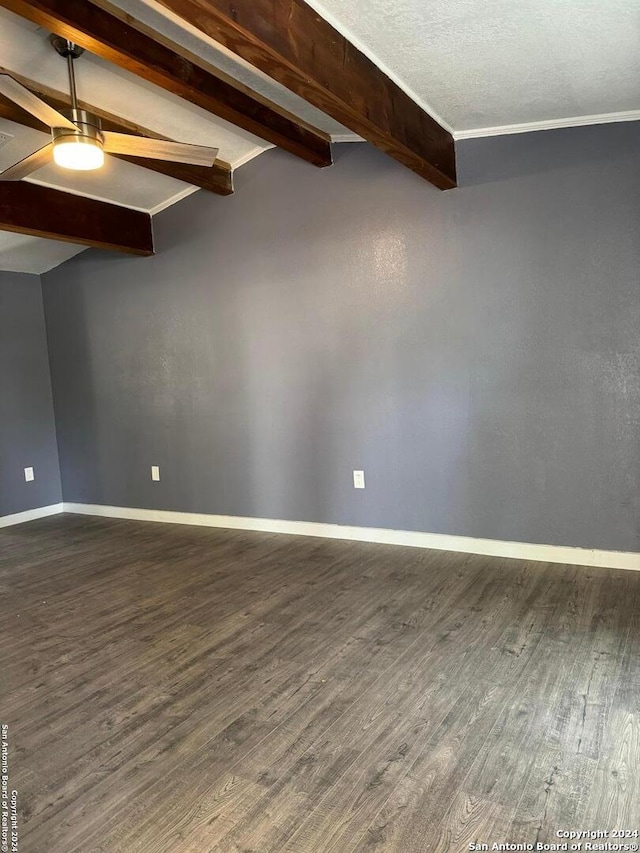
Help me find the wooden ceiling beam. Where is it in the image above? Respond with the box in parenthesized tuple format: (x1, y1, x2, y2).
(0, 69, 234, 195)
(151, 0, 456, 189)
(0, 0, 332, 168)
(0, 181, 154, 255)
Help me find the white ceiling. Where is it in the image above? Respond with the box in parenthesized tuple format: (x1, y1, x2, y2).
(1, 0, 638, 273)
(307, 0, 640, 135)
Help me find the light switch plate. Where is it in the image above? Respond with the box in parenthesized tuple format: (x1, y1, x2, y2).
(151, 466, 160, 482)
(353, 470, 365, 489)
(24, 466, 34, 482)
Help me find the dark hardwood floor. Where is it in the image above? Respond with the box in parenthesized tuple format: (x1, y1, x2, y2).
(1, 514, 639, 852)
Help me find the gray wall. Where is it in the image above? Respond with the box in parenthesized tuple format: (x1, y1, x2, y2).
(0, 271, 61, 516)
(42, 124, 640, 551)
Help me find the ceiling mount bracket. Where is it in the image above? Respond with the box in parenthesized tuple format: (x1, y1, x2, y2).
(49, 35, 85, 60)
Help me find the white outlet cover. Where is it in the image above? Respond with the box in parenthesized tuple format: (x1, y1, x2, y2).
(353, 470, 365, 489)
(151, 465, 160, 481)
(24, 466, 34, 482)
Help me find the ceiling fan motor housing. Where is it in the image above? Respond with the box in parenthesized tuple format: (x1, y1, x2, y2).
(52, 108, 104, 144)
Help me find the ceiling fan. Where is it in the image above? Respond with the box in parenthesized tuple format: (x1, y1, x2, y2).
(0, 36, 218, 181)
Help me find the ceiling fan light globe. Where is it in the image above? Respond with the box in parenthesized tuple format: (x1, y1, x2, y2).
(53, 137, 104, 171)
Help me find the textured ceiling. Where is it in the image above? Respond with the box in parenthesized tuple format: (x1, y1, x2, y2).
(1, 0, 637, 272)
(0, 231, 89, 275)
(308, 0, 640, 133)
(112, 0, 357, 141)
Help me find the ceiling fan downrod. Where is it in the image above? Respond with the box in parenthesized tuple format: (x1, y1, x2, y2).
(49, 35, 85, 111)
(49, 34, 105, 170)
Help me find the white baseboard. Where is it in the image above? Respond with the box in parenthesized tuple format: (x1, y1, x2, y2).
(4, 501, 637, 572)
(61, 502, 640, 572)
(0, 502, 64, 529)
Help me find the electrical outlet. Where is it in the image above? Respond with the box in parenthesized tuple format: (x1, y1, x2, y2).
(151, 466, 160, 482)
(353, 470, 365, 489)
(24, 466, 34, 482)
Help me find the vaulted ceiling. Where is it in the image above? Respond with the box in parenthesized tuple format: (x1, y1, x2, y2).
(0, 0, 637, 273)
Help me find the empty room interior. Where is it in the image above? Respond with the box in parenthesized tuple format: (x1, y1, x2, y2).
(1, 0, 640, 850)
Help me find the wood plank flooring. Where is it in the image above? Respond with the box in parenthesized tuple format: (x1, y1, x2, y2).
(1, 514, 639, 852)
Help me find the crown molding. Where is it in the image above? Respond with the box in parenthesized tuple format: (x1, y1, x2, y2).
(149, 185, 199, 215)
(454, 109, 640, 140)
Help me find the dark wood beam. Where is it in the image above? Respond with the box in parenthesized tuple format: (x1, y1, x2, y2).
(0, 182, 153, 254)
(0, 69, 234, 195)
(149, 0, 456, 189)
(0, 0, 332, 168)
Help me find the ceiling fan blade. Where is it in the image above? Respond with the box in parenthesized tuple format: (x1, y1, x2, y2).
(0, 143, 53, 181)
(102, 132, 218, 167)
(0, 74, 76, 131)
